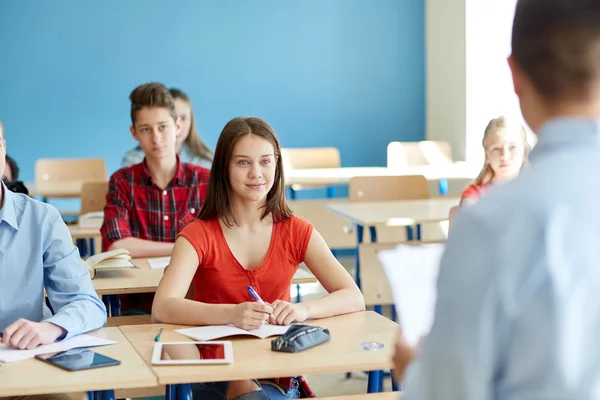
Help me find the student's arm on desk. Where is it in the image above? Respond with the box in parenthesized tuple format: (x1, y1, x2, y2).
(402, 208, 510, 400)
(4, 207, 107, 349)
(152, 237, 272, 330)
(270, 229, 365, 326)
(108, 238, 174, 258)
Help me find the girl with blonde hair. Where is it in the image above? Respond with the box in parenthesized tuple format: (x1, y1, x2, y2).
(460, 116, 528, 205)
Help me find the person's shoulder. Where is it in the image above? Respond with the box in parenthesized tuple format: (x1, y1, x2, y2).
(10, 191, 61, 224)
(278, 214, 313, 233)
(180, 218, 215, 236)
(109, 163, 142, 184)
(460, 183, 488, 201)
(463, 171, 544, 232)
(122, 147, 144, 167)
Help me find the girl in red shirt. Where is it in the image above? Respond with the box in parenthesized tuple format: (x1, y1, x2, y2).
(153, 117, 364, 400)
(460, 116, 529, 206)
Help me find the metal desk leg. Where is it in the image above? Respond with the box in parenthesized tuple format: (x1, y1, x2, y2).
(109, 295, 121, 317)
(355, 224, 364, 289)
(406, 226, 414, 241)
(326, 185, 335, 198)
(295, 284, 301, 303)
(367, 371, 381, 393)
(439, 178, 448, 196)
(166, 384, 177, 400)
(177, 383, 192, 400)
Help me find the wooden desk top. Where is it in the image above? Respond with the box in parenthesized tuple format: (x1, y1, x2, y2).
(0, 327, 156, 397)
(326, 198, 459, 226)
(92, 259, 317, 296)
(92, 258, 165, 296)
(120, 311, 397, 385)
(26, 181, 85, 198)
(285, 164, 478, 186)
(69, 225, 101, 239)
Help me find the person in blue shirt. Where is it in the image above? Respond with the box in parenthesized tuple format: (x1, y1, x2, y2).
(393, 0, 600, 398)
(0, 123, 106, 350)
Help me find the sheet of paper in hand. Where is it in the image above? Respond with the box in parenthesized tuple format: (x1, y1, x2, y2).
(378, 243, 445, 346)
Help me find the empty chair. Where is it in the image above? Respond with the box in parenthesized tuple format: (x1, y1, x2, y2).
(80, 180, 109, 215)
(349, 175, 429, 203)
(281, 147, 341, 198)
(348, 175, 433, 243)
(281, 147, 340, 170)
(35, 158, 107, 183)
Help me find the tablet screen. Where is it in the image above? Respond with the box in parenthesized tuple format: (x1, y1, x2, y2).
(37, 348, 120, 371)
(160, 343, 226, 361)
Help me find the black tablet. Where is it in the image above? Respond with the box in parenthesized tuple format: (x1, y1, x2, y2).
(35, 348, 120, 371)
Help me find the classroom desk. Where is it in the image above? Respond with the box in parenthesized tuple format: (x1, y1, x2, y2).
(69, 225, 101, 240)
(26, 181, 85, 199)
(95, 258, 318, 316)
(325, 198, 459, 227)
(285, 164, 478, 187)
(0, 327, 156, 398)
(120, 311, 398, 399)
(326, 198, 457, 298)
(94, 258, 317, 296)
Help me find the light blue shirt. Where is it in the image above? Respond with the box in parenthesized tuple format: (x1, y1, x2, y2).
(122, 142, 213, 169)
(404, 117, 600, 399)
(0, 183, 106, 337)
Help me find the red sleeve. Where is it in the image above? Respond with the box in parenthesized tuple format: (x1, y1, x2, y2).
(100, 171, 133, 251)
(178, 219, 208, 265)
(290, 216, 314, 263)
(460, 184, 484, 203)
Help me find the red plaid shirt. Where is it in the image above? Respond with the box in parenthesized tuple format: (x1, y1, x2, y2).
(101, 158, 210, 251)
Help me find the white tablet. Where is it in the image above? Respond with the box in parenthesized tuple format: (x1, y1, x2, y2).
(151, 341, 233, 365)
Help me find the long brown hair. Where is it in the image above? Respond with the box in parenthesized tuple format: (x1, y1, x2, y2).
(197, 117, 292, 227)
(474, 116, 529, 185)
(169, 88, 213, 163)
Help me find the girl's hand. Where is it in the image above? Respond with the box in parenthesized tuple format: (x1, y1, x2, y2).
(268, 300, 309, 326)
(229, 302, 273, 330)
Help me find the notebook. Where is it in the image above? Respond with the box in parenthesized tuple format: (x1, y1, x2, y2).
(0, 334, 117, 363)
(84, 248, 135, 279)
(176, 324, 291, 341)
(148, 257, 171, 270)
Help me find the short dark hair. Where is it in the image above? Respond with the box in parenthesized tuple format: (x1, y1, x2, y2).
(5, 155, 19, 181)
(129, 82, 177, 126)
(197, 117, 292, 227)
(512, 0, 600, 100)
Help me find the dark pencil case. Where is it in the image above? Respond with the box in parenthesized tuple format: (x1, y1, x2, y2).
(271, 324, 331, 353)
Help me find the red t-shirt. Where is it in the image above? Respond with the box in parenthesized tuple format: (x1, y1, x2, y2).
(460, 183, 491, 203)
(178, 215, 314, 304)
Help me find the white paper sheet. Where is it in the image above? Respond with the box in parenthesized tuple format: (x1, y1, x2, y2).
(0, 334, 117, 363)
(378, 243, 445, 346)
(148, 257, 171, 270)
(176, 324, 290, 341)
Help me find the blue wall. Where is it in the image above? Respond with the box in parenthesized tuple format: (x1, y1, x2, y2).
(0, 0, 425, 186)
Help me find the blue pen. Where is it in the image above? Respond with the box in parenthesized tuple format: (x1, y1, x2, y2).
(247, 286, 273, 317)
